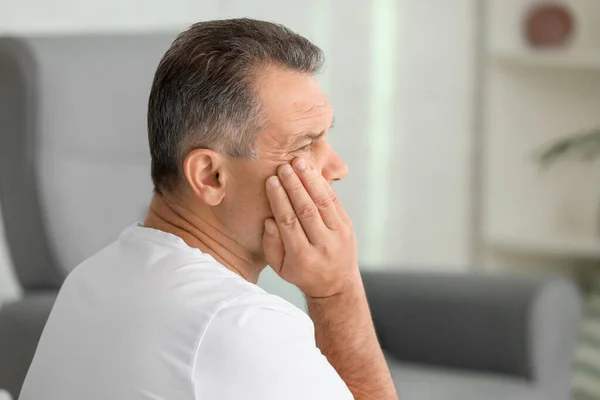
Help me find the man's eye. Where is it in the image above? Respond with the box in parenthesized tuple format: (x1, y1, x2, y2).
(295, 143, 311, 152)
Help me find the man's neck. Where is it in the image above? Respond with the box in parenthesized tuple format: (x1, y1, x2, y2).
(142, 193, 264, 283)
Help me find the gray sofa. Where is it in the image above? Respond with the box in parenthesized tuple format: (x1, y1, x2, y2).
(363, 272, 582, 400)
(0, 35, 583, 400)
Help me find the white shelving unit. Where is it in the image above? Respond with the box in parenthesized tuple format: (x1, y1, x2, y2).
(487, 234, 600, 261)
(482, 0, 600, 269)
(491, 48, 600, 70)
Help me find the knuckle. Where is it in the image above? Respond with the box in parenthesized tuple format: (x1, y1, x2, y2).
(314, 194, 332, 209)
(291, 181, 304, 192)
(284, 176, 304, 191)
(319, 242, 334, 258)
(329, 193, 341, 205)
(297, 203, 318, 219)
(280, 213, 300, 230)
(304, 173, 319, 187)
(338, 225, 353, 240)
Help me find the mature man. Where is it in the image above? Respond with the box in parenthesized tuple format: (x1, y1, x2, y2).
(19, 19, 397, 400)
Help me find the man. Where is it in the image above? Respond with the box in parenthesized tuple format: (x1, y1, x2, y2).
(19, 19, 397, 400)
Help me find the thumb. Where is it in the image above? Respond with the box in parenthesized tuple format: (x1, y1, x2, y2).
(262, 218, 284, 275)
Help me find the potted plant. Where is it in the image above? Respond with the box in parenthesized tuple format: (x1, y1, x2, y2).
(537, 128, 600, 167)
(536, 128, 600, 292)
(538, 129, 600, 400)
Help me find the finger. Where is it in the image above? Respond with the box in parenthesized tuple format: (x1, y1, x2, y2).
(292, 158, 341, 230)
(277, 163, 328, 243)
(318, 174, 351, 226)
(262, 218, 285, 275)
(265, 175, 310, 251)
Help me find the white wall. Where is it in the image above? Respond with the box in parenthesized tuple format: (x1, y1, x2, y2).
(0, 0, 478, 306)
(384, 0, 476, 269)
(0, 0, 218, 35)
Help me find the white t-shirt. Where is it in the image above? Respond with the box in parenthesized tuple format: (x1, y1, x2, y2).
(19, 225, 353, 400)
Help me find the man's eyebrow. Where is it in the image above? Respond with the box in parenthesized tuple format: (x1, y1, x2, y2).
(289, 118, 335, 147)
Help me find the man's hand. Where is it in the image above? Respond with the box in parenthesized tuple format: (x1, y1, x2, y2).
(262, 157, 398, 400)
(262, 157, 359, 299)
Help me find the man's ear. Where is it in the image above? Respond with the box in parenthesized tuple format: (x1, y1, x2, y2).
(183, 149, 226, 206)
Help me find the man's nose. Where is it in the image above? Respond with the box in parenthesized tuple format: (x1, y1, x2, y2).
(321, 145, 349, 183)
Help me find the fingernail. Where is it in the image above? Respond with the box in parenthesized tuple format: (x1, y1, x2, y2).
(268, 176, 281, 187)
(295, 158, 307, 171)
(280, 164, 293, 176)
(313, 168, 319, 176)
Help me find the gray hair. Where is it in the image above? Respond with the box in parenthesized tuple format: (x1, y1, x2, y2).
(147, 18, 324, 193)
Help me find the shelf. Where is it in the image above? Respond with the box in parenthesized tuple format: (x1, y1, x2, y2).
(486, 234, 600, 261)
(491, 48, 600, 71)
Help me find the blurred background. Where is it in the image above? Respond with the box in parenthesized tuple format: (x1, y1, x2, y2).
(1, 0, 600, 399)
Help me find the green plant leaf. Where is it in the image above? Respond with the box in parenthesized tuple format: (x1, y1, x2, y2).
(535, 129, 600, 168)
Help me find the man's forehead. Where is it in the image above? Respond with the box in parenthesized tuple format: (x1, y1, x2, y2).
(287, 99, 332, 117)
(279, 101, 333, 141)
(258, 106, 334, 152)
(255, 66, 333, 146)
(257, 67, 329, 113)
(283, 98, 331, 123)
(270, 85, 332, 122)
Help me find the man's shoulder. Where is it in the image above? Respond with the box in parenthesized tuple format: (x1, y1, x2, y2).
(201, 290, 313, 345)
(221, 290, 309, 323)
(60, 227, 268, 325)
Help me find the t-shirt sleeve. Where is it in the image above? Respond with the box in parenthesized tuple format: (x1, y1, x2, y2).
(192, 292, 354, 400)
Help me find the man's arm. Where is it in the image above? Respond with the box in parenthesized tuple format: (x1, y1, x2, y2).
(262, 158, 397, 400)
(307, 280, 396, 399)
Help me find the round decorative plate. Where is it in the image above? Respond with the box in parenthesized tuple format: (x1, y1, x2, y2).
(525, 3, 574, 48)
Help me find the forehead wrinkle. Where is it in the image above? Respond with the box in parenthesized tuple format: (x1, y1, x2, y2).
(286, 109, 335, 145)
(288, 100, 331, 119)
(285, 104, 333, 137)
(261, 96, 333, 150)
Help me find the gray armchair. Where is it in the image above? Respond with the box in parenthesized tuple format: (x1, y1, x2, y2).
(0, 37, 64, 399)
(0, 34, 583, 400)
(0, 294, 57, 398)
(362, 271, 582, 400)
